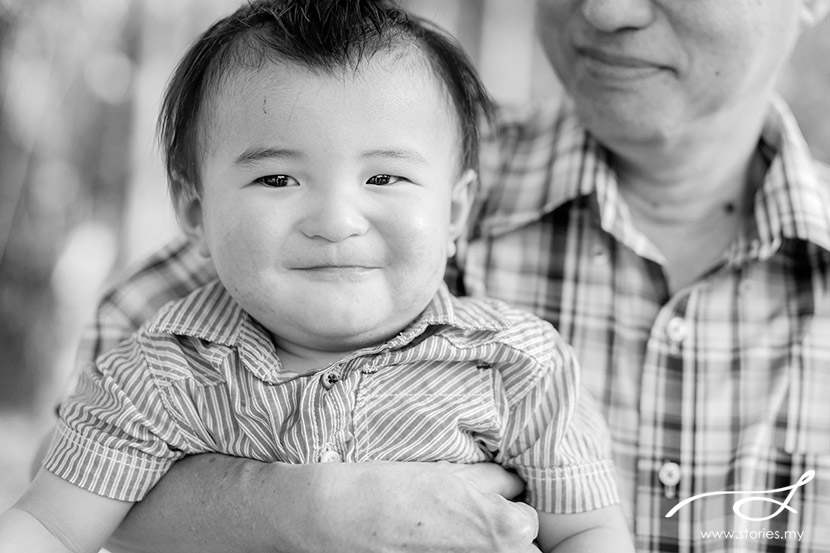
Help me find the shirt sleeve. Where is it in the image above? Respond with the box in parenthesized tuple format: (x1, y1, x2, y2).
(44, 334, 191, 502)
(497, 332, 620, 514)
(62, 237, 214, 404)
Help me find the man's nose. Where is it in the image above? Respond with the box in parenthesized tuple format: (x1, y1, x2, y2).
(581, 0, 655, 33)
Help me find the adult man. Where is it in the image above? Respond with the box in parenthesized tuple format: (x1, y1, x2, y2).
(39, 0, 830, 551)
(459, 1, 830, 551)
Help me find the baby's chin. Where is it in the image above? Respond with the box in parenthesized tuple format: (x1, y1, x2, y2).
(300, 320, 414, 352)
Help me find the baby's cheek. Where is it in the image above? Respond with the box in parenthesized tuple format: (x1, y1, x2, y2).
(210, 218, 274, 285)
(387, 211, 447, 260)
(385, 222, 450, 296)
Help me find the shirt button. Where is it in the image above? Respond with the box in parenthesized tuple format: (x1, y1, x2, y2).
(658, 461, 681, 487)
(658, 461, 681, 498)
(320, 369, 340, 390)
(666, 317, 688, 344)
(320, 449, 342, 463)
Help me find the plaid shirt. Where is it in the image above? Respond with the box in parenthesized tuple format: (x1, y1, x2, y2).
(68, 96, 829, 551)
(457, 96, 830, 552)
(52, 281, 618, 512)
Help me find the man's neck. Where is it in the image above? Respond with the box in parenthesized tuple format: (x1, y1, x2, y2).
(606, 102, 769, 292)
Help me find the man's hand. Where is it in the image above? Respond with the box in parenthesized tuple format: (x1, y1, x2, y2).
(106, 454, 540, 553)
(306, 460, 539, 553)
(435, 460, 527, 496)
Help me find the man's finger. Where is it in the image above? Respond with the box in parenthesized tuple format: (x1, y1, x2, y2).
(439, 462, 526, 498)
(491, 495, 539, 543)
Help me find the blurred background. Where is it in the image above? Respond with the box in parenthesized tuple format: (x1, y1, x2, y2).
(0, 0, 829, 514)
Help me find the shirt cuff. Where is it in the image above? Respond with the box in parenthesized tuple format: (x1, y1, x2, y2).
(522, 459, 621, 513)
(42, 422, 174, 502)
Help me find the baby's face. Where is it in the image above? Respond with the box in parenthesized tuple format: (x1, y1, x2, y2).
(185, 53, 473, 356)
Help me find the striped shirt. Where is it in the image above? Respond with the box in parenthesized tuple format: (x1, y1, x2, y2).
(458, 96, 830, 552)
(48, 281, 619, 513)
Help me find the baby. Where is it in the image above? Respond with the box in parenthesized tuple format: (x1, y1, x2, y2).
(0, 1, 633, 552)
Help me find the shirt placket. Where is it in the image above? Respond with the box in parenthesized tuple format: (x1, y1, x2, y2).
(313, 360, 355, 464)
(636, 292, 696, 553)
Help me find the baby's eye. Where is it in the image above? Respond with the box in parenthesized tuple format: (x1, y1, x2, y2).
(366, 174, 403, 186)
(255, 175, 299, 188)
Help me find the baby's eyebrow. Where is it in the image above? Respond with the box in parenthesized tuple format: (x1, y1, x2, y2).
(233, 147, 305, 167)
(361, 149, 428, 165)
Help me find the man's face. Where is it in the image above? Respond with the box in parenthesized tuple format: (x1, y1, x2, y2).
(535, 0, 811, 147)
(185, 53, 472, 356)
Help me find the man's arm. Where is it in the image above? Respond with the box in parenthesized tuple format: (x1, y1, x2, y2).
(104, 454, 540, 553)
(34, 428, 539, 553)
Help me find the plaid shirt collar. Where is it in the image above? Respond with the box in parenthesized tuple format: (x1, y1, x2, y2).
(740, 97, 830, 260)
(146, 280, 510, 383)
(480, 96, 830, 261)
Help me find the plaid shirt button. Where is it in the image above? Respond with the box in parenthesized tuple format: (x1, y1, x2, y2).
(665, 317, 688, 344)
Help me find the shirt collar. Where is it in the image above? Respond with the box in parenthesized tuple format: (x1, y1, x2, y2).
(148, 280, 510, 383)
(736, 97, 830, 260)
(399, 282, 511, 338)
(475, 97, 612, 238)
(149, 279, 248, 346)
(148, 280, 285, 383)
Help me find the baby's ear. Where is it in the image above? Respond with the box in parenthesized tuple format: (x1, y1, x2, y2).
(176, 194, 211, 258)
(449, 169, 477, 242)
(800, 0, 830, 29)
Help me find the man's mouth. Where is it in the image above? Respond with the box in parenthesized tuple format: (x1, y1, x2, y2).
(577, 46, 667, 80)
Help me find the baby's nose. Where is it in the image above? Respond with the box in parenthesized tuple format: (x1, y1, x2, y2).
(298, 191, 370, 242)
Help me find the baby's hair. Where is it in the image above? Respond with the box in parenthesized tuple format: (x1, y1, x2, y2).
(158, 0, 494, 206)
